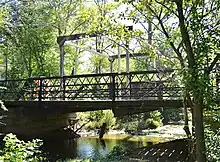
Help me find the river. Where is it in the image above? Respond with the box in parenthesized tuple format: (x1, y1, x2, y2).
(43, 134, 168, 161)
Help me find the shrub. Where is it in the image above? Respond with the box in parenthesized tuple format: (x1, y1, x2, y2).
(117, 111, 162, 131)
(161, 108, 183, 124)
(0, 133, 45, 162)
(204, 107, 220, 162)
(204, 109, 220, 131)
(145, 119, 161, 129)
(206, 128, 220, 162)
(102, 145, 127, 162)
(124, 121, 138, 132)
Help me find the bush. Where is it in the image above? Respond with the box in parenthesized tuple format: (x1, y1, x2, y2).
(102, 145, 127, 162)
(161, 108, 183, 124)
(124, 121, 138, 132)
(204, 109, 220, 131)
(0, 133, 45, 162)
(145, 118, 161, 129)
(206, 128, 220, 162)
(117, 111, 162, 132)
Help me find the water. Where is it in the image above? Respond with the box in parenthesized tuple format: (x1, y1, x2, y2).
(43, 134, 160, 161)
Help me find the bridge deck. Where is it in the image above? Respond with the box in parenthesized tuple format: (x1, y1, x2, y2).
(4, 100, 183, 116)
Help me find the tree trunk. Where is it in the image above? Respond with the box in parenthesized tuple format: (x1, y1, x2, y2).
(183, 98, 191, 138)
(193, 101, 206, 162)
(99, 123, 107, 139)
(175, 1, 206, 160)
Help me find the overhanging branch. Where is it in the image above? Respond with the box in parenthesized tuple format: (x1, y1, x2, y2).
(207, 54, 220, 74)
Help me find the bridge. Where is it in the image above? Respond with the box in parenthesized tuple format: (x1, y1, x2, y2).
(1, 70, 184, 114)
(1, 69, 219, 115)
(0, 70, 219, 137)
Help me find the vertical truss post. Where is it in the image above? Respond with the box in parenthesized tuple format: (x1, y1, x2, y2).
(57, 37, 65, 95)
(111, 73, 116, 101)
(110, 58, 114, 74)
(117, 43, 121, 74)
(129, 73, 132, 99)
(117, 43, 121, 99)
(148, 19, 152, 45)
(39, 78, 43, 101)
(74, 40, 78, 75)
(157, 82, 163, 100)
(157, 72, 163, 100)
(63, 77, 66, 100)
(57, 36, 65, 77)
(125, 40, 130, 74)
(60, 44, 65, 77)
(125, 40, 130, 97)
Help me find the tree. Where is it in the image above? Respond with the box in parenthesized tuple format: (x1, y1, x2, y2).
(0, 0, 91, 78)
(122, 0, 220, 161)
(0, 0, 59, 78)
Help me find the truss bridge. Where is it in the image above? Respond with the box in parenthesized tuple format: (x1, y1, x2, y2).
(1, 70, 219, 116)
(0, 70, 219, 136)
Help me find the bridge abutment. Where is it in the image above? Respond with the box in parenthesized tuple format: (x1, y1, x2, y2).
(1, 105, 77, 138)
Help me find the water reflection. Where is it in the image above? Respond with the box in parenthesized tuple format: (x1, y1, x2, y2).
(43, 135, 154, 161)
(100, 139, 106, 149)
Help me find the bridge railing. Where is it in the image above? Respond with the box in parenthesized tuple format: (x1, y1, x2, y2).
(117, 71, 183, 100)
(1, 69, 219, 102)
(0, 70, 186, 101)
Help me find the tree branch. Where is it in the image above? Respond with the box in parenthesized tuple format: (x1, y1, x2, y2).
(70, 20, 87, 35)
(207, 54, 220, 74)
(131, 1, 185, 68)
(154, 0, 178, 17)
(157, 18, 185, 67)
(175, 0, 195, 68)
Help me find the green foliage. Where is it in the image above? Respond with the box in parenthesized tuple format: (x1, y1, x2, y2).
(77, 110, 162, 132)
(0, 133, 45, 162)
(123, 121, 138, 132)
(0, 0, 132, 78)
(143, 111, 162, 129)
(144, 118, 161, 129)
(205, 129, 220, 162)
(1, 0, 59, 78)
(161, 108, 183, 124)
(102, 145, 127, 162)
(77, 110, 116, 130)
(204, 107, 220, 131)
(89, 55, 110, 73)
(117, 111, 162, 132)
(205, 106, 220, 162)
